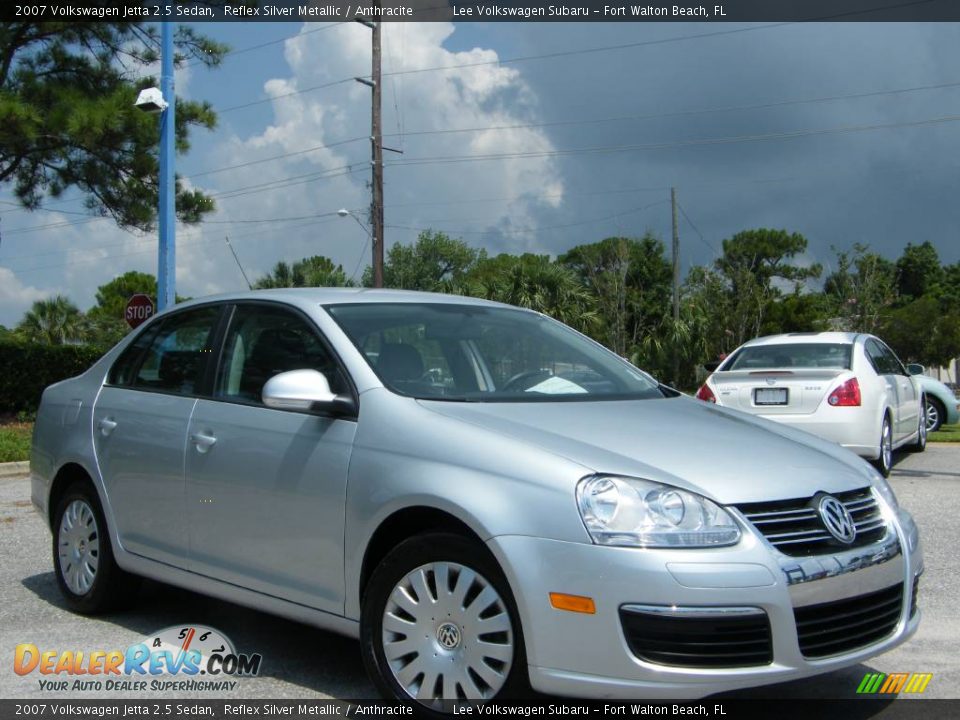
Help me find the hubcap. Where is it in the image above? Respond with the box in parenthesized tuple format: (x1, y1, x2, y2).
(925, 403, 940, 432)
(882, 422, 893, 471)
(382, 561, 514, 705)
(57, 499, 99, 596)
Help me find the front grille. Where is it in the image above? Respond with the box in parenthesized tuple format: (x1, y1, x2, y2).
(620, 607, 773, 668)
(794, 584, 904, 658)
(736, 487, 887, 556)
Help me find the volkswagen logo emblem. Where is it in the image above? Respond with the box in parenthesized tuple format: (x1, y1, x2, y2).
(436, 623, 462, 650)
(818, 495, 856, 544)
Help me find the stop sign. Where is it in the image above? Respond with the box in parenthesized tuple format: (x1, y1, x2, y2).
(125, 294, 155, 329)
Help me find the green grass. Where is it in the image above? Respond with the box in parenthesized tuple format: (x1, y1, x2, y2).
(0, 423, 32, 463)
(930, 422, 960, 443)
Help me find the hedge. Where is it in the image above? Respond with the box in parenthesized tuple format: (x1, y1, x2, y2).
(0, 342, 105, 413)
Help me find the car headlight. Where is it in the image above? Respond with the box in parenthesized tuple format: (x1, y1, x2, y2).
(576, 475, 741, 548)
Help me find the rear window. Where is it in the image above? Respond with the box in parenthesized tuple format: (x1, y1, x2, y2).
(724, 343, 852, 370)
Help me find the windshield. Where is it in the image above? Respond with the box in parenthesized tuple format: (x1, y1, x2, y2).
(325, 302, 665, 402)
(724, 343, 852, 370)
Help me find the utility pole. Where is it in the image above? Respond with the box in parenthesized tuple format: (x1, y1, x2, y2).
(157, 22, 176, 311)
(355, 15, 384, 288)
(671, 187, 680, 386)
(371, 19, 384, 289)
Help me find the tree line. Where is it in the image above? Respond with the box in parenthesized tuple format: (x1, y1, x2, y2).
(4, 229, 958, 388)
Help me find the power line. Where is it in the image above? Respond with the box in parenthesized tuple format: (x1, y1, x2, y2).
(210, 23, 797, 116)
(386, 79, 960, 141)
(183, 23, 346, 69)
(386, 199, 670, 238)
(7, 75, 960, 222)
(6, 216, 344, 277)
(383, 113, 960, 169)
(7, 108, 960, 239)
(677, 202, 720, 257)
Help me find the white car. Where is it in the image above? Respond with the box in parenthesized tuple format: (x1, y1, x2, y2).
(696, 333, 927, 476)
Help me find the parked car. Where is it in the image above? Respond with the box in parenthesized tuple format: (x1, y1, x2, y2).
(905, 365, 960, 432)
(32, 292, 922, 707)
(696, 332, 926, 477)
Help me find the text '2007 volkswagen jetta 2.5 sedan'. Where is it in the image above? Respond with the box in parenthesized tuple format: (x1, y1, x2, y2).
(31, 289, 922, 709)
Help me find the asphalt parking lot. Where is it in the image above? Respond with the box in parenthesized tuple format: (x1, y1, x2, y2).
(1, 446, 957, 702)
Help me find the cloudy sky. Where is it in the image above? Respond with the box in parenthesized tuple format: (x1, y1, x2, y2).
(2, 21, 959, 327)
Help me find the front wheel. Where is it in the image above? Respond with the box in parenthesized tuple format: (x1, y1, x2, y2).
(52, 482, 139, 614)
(872, 416, 893, 477)
(360, 533, 528, 712)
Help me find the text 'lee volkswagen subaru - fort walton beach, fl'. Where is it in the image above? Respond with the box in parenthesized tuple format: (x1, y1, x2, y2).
(30, 289, 922, 710)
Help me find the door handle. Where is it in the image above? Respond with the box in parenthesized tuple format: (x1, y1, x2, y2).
(98, 418, 117, 436)
(191, 432, 217, 453)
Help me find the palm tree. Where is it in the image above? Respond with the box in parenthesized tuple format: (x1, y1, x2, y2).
(468, 256, 600, 334)
(17, 295, 85, 345)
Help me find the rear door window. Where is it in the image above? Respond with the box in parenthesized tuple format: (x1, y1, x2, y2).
(126, 307, 221, 395)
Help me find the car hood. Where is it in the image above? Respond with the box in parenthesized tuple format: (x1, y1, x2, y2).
(418, 396, 874, 505)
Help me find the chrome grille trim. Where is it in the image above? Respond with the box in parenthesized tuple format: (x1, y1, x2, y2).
(735, 487, 888, 557)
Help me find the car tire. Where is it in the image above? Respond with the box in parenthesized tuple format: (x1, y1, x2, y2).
(925, 397, 945, 434)
(51, 481, 140, 614)
(908, 396, 928, 453)
(360, 532, 529, 712)
(872, 416, 893, 478)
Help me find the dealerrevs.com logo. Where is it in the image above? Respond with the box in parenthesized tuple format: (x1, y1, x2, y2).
(14, 625, 262, 692)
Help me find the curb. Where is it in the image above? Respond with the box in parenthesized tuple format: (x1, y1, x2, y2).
(0, 461, 29, 478)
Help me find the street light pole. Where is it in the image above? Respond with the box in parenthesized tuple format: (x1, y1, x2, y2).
(157, 22, 176, 310)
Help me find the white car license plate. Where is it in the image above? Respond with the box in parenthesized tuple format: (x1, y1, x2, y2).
(754, 388, 788, 406)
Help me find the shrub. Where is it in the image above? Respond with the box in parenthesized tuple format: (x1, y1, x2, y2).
(0, 342, 105, 413)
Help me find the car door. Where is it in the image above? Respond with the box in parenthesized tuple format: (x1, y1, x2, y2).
(92, 305, 223, 566)
(184, 302, 357, 614)
(878, 340, 920, 441)
(865, 338, 918, 442)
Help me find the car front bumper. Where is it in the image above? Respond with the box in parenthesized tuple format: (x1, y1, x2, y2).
(487, 507, 922, 699)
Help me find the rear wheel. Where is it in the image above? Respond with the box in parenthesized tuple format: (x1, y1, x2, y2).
(908, 396, 928, 452)
(52, 482, 139, 614)
(872, 416, 893, 477)
(925, 397, 945, 433)
(360, 533, 528, 712)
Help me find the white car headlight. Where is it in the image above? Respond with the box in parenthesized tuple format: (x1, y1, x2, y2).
(576, 475, 741, 548)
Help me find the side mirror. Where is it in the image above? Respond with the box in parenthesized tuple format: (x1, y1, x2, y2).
(262, 369, 356, 416)
(906, 363, 925, 376)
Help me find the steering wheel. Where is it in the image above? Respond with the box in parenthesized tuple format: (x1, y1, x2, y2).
(502, 368, 554, 392)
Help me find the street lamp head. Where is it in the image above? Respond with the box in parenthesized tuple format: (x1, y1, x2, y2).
(134, 87, 168, 114)
(337, 208, 351, 217)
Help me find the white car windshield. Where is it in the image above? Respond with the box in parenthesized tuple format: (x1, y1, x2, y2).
(724, 343, 853, 370)
(326, 302, 665, 402)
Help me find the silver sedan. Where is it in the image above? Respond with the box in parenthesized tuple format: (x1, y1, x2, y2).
(31, 290, 922, 707)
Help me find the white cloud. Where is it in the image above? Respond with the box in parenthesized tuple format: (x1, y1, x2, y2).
(0, 266, 53, 327)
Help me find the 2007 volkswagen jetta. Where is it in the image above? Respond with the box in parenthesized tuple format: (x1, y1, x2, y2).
(31, 289, 922, 708)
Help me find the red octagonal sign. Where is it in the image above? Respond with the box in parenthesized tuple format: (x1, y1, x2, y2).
(125, 293, 155, 329)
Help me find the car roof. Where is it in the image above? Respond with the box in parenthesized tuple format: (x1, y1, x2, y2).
(739, 332, 861, 347)
(161, 287, 519, 315)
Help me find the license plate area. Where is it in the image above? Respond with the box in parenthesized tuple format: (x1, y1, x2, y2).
(754, 388, 788, 406)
